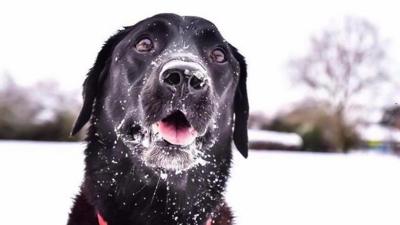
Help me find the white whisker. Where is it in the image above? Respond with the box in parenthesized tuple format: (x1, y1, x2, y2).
(150, 176, 161, 206)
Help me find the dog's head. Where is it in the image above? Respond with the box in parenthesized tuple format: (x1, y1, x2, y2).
(72, 13, 248, 172)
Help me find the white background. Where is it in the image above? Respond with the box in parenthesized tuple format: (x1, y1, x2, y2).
(1, 141, 400, 225)
(1, 0, 400, 113)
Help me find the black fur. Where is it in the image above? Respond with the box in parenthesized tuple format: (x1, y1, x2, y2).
(230, 44, 249, 158)
(68, 13, 248, 225)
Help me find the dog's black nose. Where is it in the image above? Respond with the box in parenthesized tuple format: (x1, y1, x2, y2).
(160, 62, 208, 92)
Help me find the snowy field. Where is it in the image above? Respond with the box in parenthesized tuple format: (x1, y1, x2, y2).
(1, 141, 400, 225)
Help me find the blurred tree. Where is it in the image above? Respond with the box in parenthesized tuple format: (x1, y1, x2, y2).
(289, 17, 391, 152)
(270, 99, 360, 152)
(0, 74, 82, 141)
(248, 111, 272, 130)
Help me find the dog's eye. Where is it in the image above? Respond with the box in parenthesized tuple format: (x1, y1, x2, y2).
(135, 38, 154, 52)
(210, 48, 226, 63)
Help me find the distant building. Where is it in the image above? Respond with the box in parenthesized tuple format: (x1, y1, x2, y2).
(381, 106, 400, 129)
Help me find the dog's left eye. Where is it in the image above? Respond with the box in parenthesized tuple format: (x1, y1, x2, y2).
(210, 48, 226, 63)
(135, 38, 154, 52)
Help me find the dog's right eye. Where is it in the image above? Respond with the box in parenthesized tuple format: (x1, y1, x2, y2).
(135, 38, 154, 53)
(210, 48, 226, 63)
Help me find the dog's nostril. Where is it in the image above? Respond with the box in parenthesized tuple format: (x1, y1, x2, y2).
(164, 71, 182, 86)
(189, 76, 205, 90)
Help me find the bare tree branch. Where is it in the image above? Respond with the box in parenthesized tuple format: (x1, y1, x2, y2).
(289, 17, 392, 151)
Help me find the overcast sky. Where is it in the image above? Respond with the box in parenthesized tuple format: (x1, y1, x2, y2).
(1, 0, 399, 114)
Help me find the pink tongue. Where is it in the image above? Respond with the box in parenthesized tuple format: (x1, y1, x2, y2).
(158, 121, 197, 146)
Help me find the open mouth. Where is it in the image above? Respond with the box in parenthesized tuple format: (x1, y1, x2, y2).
(152, 111, 198, 146)
(117, 110, 208, 171)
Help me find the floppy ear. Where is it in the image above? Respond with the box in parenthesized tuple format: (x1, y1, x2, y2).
(71, 27, 133, 135)
(230, 44, 249, 158)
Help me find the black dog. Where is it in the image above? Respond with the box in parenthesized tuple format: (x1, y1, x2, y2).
(68, 13, 248, 225)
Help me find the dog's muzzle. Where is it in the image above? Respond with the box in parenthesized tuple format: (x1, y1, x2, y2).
(154, 60, 209, 146)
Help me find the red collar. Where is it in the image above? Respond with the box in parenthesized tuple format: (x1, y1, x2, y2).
(96, 212, 212, 225)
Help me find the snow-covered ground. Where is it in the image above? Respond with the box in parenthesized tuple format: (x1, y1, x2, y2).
(1, 141, 400, 225)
